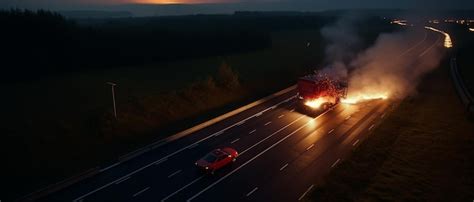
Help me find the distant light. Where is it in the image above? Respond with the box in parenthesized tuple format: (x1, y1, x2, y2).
(424, 26, 453, 48)
(391, 19, 407, 26)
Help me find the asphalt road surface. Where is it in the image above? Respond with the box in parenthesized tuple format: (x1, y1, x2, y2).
(42, 28, 442, 202)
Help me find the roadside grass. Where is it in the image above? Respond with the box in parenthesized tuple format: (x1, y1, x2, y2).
(307, 58, 474, 201)
(450, 24, 474, 94)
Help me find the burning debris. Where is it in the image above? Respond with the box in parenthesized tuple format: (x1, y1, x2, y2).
(297, 72, 348, 109)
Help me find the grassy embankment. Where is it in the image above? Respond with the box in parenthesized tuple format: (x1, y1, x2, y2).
(452, 24, 474, 94)
(307, 50, 474, 200)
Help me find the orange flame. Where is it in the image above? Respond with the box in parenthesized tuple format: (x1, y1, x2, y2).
(304, 96, 335, 109)
(341, 93, 388, 104)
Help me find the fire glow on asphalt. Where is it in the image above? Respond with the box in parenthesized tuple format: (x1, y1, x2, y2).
(341, 93, 388, 104)
(304, 96, 335, 109)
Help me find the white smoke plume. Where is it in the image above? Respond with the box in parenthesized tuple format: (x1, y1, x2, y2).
(319, 14, 364, 80)
(320, 17, 445, 102)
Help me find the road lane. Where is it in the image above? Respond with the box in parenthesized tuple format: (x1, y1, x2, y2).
(187, 100, 381, 202)
(70, 96, 304, 201)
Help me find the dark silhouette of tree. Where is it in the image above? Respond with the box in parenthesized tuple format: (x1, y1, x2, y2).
(0, 9, 333, 83)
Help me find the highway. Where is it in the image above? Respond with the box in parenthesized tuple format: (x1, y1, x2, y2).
(42, 28, 442, 202)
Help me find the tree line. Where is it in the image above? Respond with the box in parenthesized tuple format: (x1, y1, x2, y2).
(0, 9, 275, 82)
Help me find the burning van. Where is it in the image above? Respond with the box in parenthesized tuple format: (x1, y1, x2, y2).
(297, 72, 348, 110)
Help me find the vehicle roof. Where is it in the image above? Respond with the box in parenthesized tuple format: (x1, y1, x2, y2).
(211, 149, 227, 156)
(299, 74, 326, 83)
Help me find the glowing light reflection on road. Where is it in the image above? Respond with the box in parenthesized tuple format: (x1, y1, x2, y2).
(424, 26, 453, 48)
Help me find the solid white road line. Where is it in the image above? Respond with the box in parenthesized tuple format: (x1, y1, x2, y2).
(279, 163, 289, 171)
(419, 34, 441, 57)
(186, 106, 337, 201)
(278, 114, 285, 118)
(161, 176, 204, 202)
(167, 170, 182, 178)
(246, 187, 259, 197)
(306, 144, 314, 151)
(213, 131, 223, 137)
(99, 162, 120, 173)
(353, 139, 360, 146)
(187, 143, 198, 149)
(398, 31, 428, 57)
(331, 159, 341, 168)
(328, 129, 334, 134)
(231, 138, 240, 144)
(155, 158, 168, 165)
(290, 108, 295, 112)
(368, 124, 375, 131)
(249, 129, 256, 134)
(240, 116, 304, 155)
(114, 177, 130, 185)
(186, 109, 333, 202)
(236, 120, 245, 126)
(163, 115, 306, 201)
(298, 184, 314, 201)
(132, 187, 150, 197)
(265, 121, 272, 126)
(73, 94, 297, 202)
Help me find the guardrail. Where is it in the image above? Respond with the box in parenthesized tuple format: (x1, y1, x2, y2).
(19, 85, 296, 201)
(450, 57, 474, 114)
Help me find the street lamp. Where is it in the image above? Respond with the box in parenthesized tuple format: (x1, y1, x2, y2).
(107, 82, 117, 119)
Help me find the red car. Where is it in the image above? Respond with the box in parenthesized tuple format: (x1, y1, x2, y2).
(195, 147, 238, 174)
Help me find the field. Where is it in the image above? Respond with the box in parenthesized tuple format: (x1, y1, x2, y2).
(308, 56, 474, 201)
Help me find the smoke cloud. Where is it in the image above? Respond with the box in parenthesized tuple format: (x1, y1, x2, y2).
(319, 15, 363, 79)
(321, 17, 445, 102)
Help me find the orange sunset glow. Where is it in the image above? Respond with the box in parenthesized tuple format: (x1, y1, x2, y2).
(134, 0, 230, 4)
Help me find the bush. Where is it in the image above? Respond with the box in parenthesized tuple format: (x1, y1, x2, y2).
(217, 61, 240, 89)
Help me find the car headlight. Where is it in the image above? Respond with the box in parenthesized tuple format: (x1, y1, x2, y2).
(205, 166, 209, 170)
(195, 162, 198, 166)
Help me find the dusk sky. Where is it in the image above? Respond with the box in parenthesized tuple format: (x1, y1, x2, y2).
(2, 0, 474, 16)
